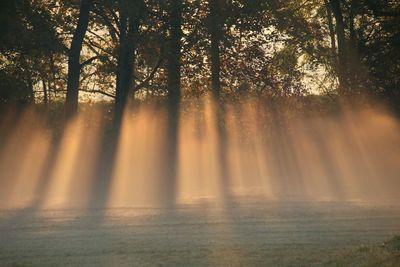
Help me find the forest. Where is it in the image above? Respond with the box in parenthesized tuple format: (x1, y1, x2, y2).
(1, 1, 400, 266)
(1, 0, 399, 117)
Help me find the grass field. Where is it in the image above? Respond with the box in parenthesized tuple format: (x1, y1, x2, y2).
(1, 199, 400, 266)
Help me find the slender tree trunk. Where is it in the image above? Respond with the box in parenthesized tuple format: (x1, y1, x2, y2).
(115, 1, 133, 126)
(164, 0, 182, 207)
(324, 0, 337, 63)
(347, 0, 366, 94)
(49, 54, 56, 104)
(65, 0, 91, 120)
(42, 78, 48, 108)
(167, 0, 182, 101)
(209, 0, 230, 199)
(114, 0, 143, 127)
(328, 0, 349, 93)
(209, 0, 222, 97)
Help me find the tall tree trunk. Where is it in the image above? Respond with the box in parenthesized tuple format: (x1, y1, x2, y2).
(347, 0, 366, 94)
(324, 0, 337, 65)
(329, 0, 349, 93)
(42, 78, 48, 108)
(114, 0, 139, 127)
(65, 0, 91, 120)
(209, 0, 222, 97)
(49, 53, 56, 103)
(209, 0, 230, 199)
(167, 0, 182, 101)
(164, 0, 182, 207)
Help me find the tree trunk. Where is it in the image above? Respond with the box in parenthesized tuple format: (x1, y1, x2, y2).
(164, 0, 182, 207)
(347, 0, 366, 93)
(42, 78, 48, 108)
(328, 0, 349, 93)
(49, 53, 56, 103)
(114, 0, 144, 127)
(209, 0, 230, 198)
(114, 1, 133, 126)
(65, 0, 91, 120)
(167, 0, 182, 102)
(324, 0, 337, 65)
(209, 0, 222, 97)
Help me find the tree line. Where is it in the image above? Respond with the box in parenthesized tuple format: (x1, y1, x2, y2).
(1, 0, 399, 120)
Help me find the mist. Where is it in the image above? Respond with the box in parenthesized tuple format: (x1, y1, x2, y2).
(1, 98, 399, 210)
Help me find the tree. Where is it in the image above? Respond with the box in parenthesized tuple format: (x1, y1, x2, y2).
(65, 0, 91, 120)
(0, 0, 64, 105)
(1, 0, 399, 107)
(328, 0, 349, 93)
(209, 0, 222, 97)
(114, 0, 144, 126)
(163, 0, 183, 206)
(167, 0, 182, 102)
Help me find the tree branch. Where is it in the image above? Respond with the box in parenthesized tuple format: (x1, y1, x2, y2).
(79, 88, 115, 98)
(80, 55, 105, 69)
(35, 89, 115, 98)
(93, 5, 120, 41)
(133, 56, 163, 92)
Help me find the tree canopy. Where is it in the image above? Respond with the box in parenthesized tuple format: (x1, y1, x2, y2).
(0, 0, 399, 111)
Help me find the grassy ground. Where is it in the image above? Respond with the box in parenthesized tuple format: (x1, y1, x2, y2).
(323, 236, 400, 267)
(1, 201, 400, 266)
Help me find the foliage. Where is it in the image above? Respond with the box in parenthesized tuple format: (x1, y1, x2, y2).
(0, 0, 399, 106)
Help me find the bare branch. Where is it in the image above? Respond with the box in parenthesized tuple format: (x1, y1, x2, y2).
(133, 56, 164, 92)
(36, 89, 115, 98)
(80, 55, 105, 69)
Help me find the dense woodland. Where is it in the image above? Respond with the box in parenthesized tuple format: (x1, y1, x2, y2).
(0, 0, 399, 121)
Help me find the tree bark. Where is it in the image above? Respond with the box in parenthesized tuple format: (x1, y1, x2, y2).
(42, 78, 48, 108)
(65, 0, 91, 120)
(209, 0, 222, 97)
(347, 0, 367, 93)
(324, 0, 337, 63)
(114, 0, 139, 127)
(329, 0, 349, 93)
(167, 0, 182, 102)
(164, 0, 183, 207)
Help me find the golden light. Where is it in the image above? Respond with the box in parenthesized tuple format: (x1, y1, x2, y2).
(1, 98, 399, 210)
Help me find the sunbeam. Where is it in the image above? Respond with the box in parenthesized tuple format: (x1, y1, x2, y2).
(1, 98, 400, 209)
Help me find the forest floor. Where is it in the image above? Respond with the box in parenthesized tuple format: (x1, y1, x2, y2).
(0, 199, 400, 266)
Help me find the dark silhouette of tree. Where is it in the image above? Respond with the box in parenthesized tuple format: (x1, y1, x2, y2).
(209, 0, 222, 97)
(163, 0, 183, 206)
(167, 0, 182, 102)
(65, 0, 92, 120)
(328, 0, 349, 93)
(0, 0, 399, 108)
(114, 0, 144, 126)
(0, 0, 64, 105)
